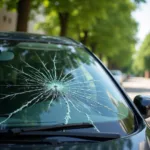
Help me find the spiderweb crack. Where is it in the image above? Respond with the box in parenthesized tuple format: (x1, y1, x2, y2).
(0, 53, 125, 132)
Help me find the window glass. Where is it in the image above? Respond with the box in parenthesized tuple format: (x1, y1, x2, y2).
(0, 40, 135, 134)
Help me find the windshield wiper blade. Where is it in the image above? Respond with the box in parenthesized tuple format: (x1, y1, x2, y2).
(0, 123, 120, 142)
(0, 131, 120, 143)
(18, 131, 121, 141)
(0, 123, 121, 141)
(0, 114, 9, 117)
(10, 122, 94, 133)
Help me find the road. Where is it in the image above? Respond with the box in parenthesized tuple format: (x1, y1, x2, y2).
(122, 77, 150, 100)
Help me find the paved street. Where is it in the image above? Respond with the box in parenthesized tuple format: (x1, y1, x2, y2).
(122, 77, 150, 100)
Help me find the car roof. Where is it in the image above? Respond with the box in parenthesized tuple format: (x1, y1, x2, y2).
(0, 32, 81, 46)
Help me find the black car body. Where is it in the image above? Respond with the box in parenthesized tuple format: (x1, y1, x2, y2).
(0, 32, 150, 150)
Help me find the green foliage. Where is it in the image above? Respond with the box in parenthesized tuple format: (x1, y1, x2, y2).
(35, 11, 60, 35)
(35, 0, 138, 70)
(133, 33, 150, 74)
(0, 0, 39, 10)
(144, 55, 150, 70)
(0, 0, 19, 10)
(0, 0, 144, 71)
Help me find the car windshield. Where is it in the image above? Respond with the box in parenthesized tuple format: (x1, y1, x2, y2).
(0, 39, 135, 135)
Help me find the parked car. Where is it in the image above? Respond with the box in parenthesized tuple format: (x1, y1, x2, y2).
(0, 32, 150, 149)
(110, 70, 123, 84)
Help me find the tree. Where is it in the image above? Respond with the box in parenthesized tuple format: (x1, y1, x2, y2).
(0, 0, 145, 33)
(1, 0, 31, 32)
(133, 33, 150, 75)
(0, 0, 45, 32)
(37, 0, 119, 36)
(36, 0, 141, 70)
(16, 0, 31, 31)
(79, 0, 137, 69)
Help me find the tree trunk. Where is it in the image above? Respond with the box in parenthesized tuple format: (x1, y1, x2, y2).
(58, 12, 69, 36)
(99, 53, 103, 60)
(80, 30, 88, 44)
(107, 57, 113, 69)
(90, 43, 97, 53)
(145, 71, 150, 78)
(16, 0, 31, 32)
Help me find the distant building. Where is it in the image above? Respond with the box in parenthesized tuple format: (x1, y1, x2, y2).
(0, 7, 44, 34)
(0, 7, 17, 32)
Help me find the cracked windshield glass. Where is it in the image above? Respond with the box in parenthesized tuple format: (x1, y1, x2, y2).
(0, 40, 134, 134)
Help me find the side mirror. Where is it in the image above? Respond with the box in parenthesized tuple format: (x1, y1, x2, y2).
(133, 95, 150, 119)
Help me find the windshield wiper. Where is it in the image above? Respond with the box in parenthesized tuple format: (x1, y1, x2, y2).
(0, 123, 121, 142)
(21, 131, 120, 141)
(9, 122, 94, 133)
(1, 131, 120, 142)
(0, 114, 9, 117)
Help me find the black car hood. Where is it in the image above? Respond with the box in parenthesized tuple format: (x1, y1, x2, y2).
(0, 126, 150, 150)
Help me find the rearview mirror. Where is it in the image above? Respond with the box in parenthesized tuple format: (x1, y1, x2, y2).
(133, 95, 150, 119)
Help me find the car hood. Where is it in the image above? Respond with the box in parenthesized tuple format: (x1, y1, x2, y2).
(0, 126, 150, 150)
(0, 128, 150, 150)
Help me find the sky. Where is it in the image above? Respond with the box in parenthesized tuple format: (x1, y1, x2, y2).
(132, 0, 150, 49)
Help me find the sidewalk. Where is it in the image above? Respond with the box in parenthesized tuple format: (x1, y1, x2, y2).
(122, 77, 150, 100)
